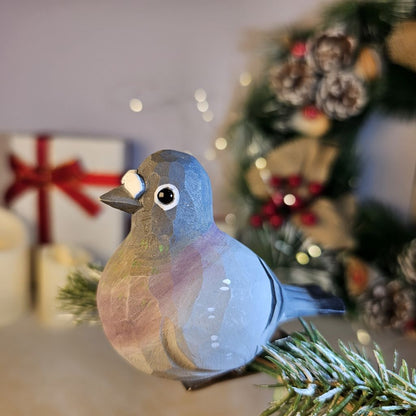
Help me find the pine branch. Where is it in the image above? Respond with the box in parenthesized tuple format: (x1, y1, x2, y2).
(323, 0, 415, 43)
(57, 264, 102, 324)
(252, 319, 416, 415)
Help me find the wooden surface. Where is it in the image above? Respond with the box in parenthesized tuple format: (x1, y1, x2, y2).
(0, 315, 415, 416)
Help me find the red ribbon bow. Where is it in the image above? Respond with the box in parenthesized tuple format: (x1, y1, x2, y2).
(5, 135, 122, 244)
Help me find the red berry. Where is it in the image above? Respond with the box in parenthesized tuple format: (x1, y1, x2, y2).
(288, 174, 302, 188)
(271, 192, 284, 207)
(302, 105, 321, 119)
(250, 214, 263, 228)
(269, 176, 282, 188)
(309, 181, 324, 195)
(291, 41, 306, 58)
(289, 195, 303, 210)
(300, 211, 318, 226)
(262, 202, 276, 217)
(269, 214, 284, 228)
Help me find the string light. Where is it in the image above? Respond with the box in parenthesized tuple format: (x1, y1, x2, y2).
(255, 157, 267, 169)
(197, 101, 209, 112)
(308, 245, 322, 258)
(194, 88, 215, 122)
(259, 169, 271, 182)
(283, 194, 296, 206)
(296, 252, 310, 265)
(202, 110, 214, 122)
(247, 142, 260, 156)
(225, 213, 236, 225)
(356, 329, 371, 345)
(194, 88, 207, 102)
(215, 137, 228, 150)
(129, 98, 143, 112)
(239, 71, 252, 87)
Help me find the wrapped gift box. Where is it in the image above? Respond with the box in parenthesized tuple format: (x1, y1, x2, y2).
(2, 134, 141, 260)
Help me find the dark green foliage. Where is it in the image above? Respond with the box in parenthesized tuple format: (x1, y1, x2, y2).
(377, 63, 416, 119)
(323, 0, 415, 43)
(240, 82, 294, 144)
(322, 140, 362, 198)
(252, 319, 416, 415)
(353, 201, 416, 276)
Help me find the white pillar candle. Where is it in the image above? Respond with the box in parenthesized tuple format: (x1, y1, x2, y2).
(0, 207, 30, 326)
(36, 244, 91, 327)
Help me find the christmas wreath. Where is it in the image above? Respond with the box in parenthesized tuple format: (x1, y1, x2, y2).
(220, 0, 416, 334)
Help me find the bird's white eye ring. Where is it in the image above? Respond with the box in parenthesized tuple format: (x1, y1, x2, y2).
(154, 184, 180, 210)
(121, 170, 145, 199)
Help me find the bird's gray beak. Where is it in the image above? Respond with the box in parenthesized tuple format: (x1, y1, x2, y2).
(100, 185, 142, 214)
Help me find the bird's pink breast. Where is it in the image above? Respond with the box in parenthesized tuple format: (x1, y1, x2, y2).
(96, 237, 206, 375)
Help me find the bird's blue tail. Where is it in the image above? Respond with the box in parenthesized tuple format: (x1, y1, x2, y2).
(280, 284, 345, 323)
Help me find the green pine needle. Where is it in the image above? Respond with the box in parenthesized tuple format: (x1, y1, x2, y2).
(57, 264, 102, 324)
(251, 319, 416, 415)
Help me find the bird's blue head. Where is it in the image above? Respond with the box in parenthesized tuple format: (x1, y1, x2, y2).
(100, 150, 214, 246)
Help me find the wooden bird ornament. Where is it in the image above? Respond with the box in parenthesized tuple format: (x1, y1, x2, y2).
(97, 149, 344, 386)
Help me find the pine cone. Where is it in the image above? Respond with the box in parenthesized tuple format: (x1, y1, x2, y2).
(398, 239, 416, 284)
(270, 60, 317, 106)
(316, 72, 367, 120)
(307, 30, 355, 73)
(362, 281, 413, 330)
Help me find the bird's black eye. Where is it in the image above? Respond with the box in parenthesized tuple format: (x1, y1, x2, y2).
(157, 188, 174, 204)
(154, 184, 180, 210)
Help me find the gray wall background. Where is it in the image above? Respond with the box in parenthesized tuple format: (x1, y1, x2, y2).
(0, 0, 415, 219)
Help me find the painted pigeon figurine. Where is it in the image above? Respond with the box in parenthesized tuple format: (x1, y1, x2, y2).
(97, 149, 344, 385)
